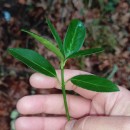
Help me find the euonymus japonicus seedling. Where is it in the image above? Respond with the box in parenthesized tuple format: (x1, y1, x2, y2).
(8, 19, 119, 121)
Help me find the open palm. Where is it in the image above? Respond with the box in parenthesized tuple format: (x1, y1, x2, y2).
(15, 70, 130, 130)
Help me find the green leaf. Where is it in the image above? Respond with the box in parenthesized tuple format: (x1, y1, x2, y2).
(8, 48, 57, 77)
(21, 29, 64, 61)
(67, 48, 104, 59)
(63, 19, 86, 58)
(70, 75, 119, 92)
(46, 18, 64, 55)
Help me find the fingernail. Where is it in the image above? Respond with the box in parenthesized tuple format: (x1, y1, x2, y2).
(65, 120, 76, 130)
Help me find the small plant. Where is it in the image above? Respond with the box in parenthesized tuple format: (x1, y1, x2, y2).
(8, 19, 119, 121)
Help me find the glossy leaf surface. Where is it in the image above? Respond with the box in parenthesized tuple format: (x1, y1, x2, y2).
(46, 19, 64, 55)
(71, 75, 119, 92)
(8, 48, 57, 77)
(63, 19, 86, 58)
(21, 29, 64, 61)
(67, 48, 104, 59)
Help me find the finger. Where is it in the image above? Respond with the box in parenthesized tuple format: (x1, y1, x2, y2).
(15, 117, 67, 130)
(17, 94, 91, 118)
(30, 69, 98, 99)
(65, 116, 130, 130)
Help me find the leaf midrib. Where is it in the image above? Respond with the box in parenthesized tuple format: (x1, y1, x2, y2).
(22, 30, 64, 60)
(68, 25, 79, 55)
(71, 78, 113, 89)
(68, 48, 104, 58)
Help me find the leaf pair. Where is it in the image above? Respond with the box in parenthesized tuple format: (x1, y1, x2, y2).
(46, 19, 86, 58)
(8, 47, 119, 92)
(47, 19, 99, 59)
(22, 19, 103, 61)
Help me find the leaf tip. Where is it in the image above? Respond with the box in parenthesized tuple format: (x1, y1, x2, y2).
(113, 85, 120, 92)
(21, 29, 27, 33)
(46, 17, 49, 23)
(100, 48, 104, 52)
(7, 48, 13, 53)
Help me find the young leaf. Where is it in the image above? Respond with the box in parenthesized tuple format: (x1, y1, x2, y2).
(67, 48, 104, 59)
(70, 75, 119, 92)
(8, 48, 57, 77)
(46, 19, 64, 55)
(63, 19, 86, 58)
(21, 29, 64, 61)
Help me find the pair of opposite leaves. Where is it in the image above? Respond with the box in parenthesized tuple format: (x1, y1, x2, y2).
(8, 19, 119, 92)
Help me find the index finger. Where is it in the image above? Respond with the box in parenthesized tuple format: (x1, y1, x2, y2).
(29, 69, 97, 99)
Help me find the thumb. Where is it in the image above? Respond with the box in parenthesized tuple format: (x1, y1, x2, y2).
(64, 116, 130, 130)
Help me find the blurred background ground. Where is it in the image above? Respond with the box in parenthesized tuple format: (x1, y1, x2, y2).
(0, 0, 130, 129)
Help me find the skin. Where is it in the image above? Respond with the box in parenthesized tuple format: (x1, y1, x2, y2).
(15, 70, 130, 130)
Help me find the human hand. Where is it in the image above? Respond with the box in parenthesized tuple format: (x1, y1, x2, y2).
(15, 70, 130, 130)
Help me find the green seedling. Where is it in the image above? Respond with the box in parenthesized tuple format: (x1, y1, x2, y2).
(8, 19, 119, 121)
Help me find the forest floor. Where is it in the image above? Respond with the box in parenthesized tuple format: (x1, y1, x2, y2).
(0, 0, 130, 130)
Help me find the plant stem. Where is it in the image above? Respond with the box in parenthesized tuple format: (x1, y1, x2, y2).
(88, 0, 93, 8)
(61, 62, 70, 121)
